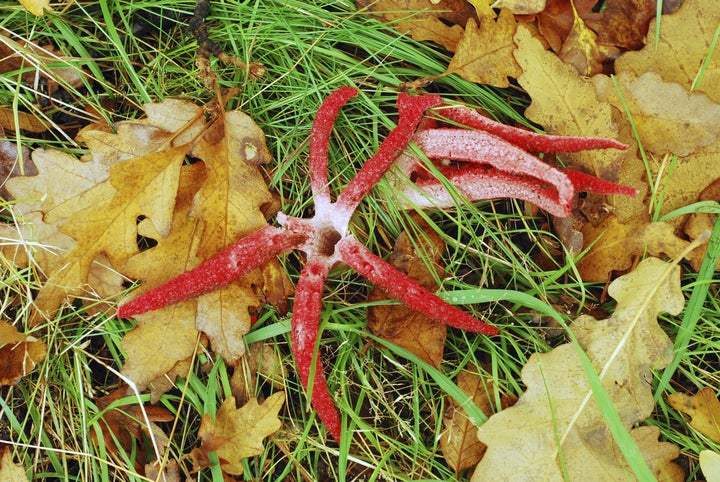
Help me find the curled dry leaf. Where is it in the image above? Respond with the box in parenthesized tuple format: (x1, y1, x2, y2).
(489, 0, 545, 15)
(91, 386, 174, 467)
(667, 387, 720, 443)
(472, 258, 684, 481)
(190, 392, 285, 476)
(0, 322, 46, 386)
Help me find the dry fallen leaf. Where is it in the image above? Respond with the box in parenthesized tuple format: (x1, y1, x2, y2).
(91, 386, 174, 465)
(614, 0, 720, 103)
(700, 450, 720, 482)
(231, 342, 286, 404)
(472, 258, 684, 481)
(578, 218, 690, 282)
(440, 367, 517, 475)
(490, 0, 544, 15)
(535, 0, 599, 53)
(189, 392, 285, 476)
(444, 3, 520, 88)
(667, 387, 720, 443)
(0, 447, 28, 482)
(367, 230, 447, 369)
(0, 107, 47, 134)
(593, 71, 720, 158)
(557, 1, 607, 76)
(144, 460, 181, 482)
(17, 0, 50, 16)
(0, 322, 46, 386)
(593, 70, 720, 225)
(355, 0, 475, 52)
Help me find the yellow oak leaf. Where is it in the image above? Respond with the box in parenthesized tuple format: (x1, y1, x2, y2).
(472, 258, 684, 481)
(120, 302, 199, 395)
(355, 0, 474, 52)
(0, 321, 46, 386)
(667, 388, 720, 443)
(18, 0, 50, 17)
(614, 0, 720, 103)
(444, 4, 520, 88)
(190, 393, 285, 476)
(593, 72, 720, 158)
(31, 144, 187, 321)
(189, 111, 273, 256)
(578, 217, 691, 282)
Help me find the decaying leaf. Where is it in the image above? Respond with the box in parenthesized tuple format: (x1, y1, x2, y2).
(444, 4, 520, 88)
(0, 447, 28, 482)
(144, 460, 181, 482)
(0, 107, 47, 134)
(367, 229, 447, 368)
(189, 392, 285, 476)
(667, 388, 720, 443)
(534, 0, 598, 53)
(0, 322, 46, 386)
(557, 1, 607, 76)
(440, 367, 517, 475)
(472, 258, 684, 481)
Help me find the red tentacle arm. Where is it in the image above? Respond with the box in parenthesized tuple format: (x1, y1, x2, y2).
(439, 106, 628, 153)
(562, 168, 639, 196)
(335, 93, 443, 213)
(412, 128, 576, 216)
(337, 237, 498, 335)
(309, 87, 358, 204)
(291, 256, 342, 441)
(118, 225, 303, 318)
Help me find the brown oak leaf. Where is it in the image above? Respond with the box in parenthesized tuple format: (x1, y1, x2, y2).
(0, 322, 46, 386)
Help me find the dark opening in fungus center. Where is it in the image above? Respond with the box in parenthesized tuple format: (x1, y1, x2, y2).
(316, 226, 342, 258)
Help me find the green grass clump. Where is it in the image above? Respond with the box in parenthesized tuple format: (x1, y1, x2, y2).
(1, 0, 719, 481)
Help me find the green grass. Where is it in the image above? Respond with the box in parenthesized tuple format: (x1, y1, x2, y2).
(1, 0, 719, 481)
